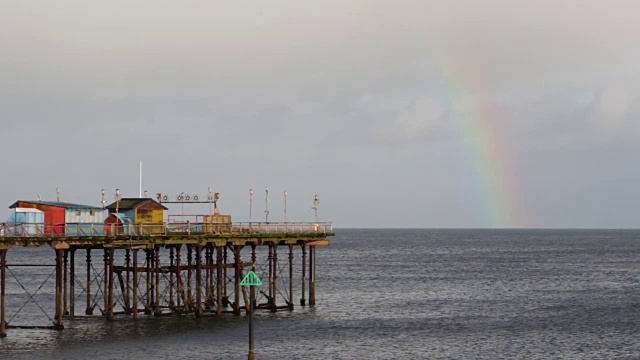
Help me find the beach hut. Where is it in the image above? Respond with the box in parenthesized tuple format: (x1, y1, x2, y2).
(9, 200, 107, 236)
(6, 208, 45, 236)
(105, 198, 167, 234)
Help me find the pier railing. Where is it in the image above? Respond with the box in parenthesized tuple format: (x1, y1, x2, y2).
(0, 221, 333, 238)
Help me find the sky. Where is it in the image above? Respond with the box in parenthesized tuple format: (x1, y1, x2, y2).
(1, 0, 639, 228)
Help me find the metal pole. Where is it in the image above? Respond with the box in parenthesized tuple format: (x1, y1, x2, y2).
(249, 189, 253, 225)
(1, 250, 7, 337)
(248, 285, 255, 360)
(265, 186, 269, 223)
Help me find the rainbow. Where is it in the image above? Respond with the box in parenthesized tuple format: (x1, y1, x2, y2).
(437, 61, 529, 228)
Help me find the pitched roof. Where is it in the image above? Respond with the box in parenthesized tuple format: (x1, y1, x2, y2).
(9, 200, 103, 210)
(105, 198, 168, 211)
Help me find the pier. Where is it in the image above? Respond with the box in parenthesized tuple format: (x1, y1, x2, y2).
(0, 197, 333, 337)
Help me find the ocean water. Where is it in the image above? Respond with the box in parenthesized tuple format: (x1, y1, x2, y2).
(2, 229, 640, 359)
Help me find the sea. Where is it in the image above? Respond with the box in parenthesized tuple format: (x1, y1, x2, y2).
(2, 229, 640, 359)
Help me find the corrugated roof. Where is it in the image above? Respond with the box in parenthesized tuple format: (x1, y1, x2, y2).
(105, 198, 168, 211)
(9, 200, 103, 209)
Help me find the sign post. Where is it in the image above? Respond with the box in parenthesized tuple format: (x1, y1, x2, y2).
(241, 270, 263, 360)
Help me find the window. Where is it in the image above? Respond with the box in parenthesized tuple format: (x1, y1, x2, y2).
(76, 209, 81, 216)
(90, 209, 96, 216)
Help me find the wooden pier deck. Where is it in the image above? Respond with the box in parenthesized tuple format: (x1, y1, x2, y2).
(0, 221, 334, 337)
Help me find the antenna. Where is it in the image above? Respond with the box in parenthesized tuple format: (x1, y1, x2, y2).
(101, 189, 106, 208)
(56, 187, 60, 202)
(139, 161, 142, 198)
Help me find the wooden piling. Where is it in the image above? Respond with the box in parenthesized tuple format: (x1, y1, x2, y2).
(133, 249, 139, 319)
(55, 249, 64, 329)
(1, 249, 7, 337)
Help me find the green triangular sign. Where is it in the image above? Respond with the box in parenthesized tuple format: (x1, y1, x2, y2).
(240, 271, 263, 286)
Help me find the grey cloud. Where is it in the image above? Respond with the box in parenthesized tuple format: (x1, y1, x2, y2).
(2, 1, 640, 227)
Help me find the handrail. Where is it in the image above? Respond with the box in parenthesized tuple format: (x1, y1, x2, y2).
(0, 221, 333, 238)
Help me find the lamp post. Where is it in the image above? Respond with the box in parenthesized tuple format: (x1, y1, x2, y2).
(284, 191, 288, 224)
(115, 189, 122, 213)
(264, 186, 269, 223)
(208, 187, 214, 215)
(249, 189, 253, 224)
(312, 195, 320, 223)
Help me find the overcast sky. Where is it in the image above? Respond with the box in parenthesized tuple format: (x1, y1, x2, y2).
(1, 1, 639, 228)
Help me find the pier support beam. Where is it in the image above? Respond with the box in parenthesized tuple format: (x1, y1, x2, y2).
(268, 245, 273, 309)
(154, 246, 161, 316)
(70, 248, 75, 319)
(204, 245, 212, 309)
(234, 245, 241, 315)
(107, 248, 115, 321)
(103, 250, 108, 316)
(187, 245, 193, 311)
(63, 250, 68, 316)
(176, 245, 182, 313)
(271, 245, 278, 313)
(125, 249, 131, 315)
(133, 249, 139, 319)
(288, 244, 294, 310)
(223, 246, 228, 308)
(85, 249, 93, 315)
(54, 249, 64, 329)
(195, 245, 203, 317)
(144, 250, 151, 315)
(309, 245, 316, 306)
(300, 245, 306, 306)
(169, 247, 175, 309)
(216, 246, 223, 317)
(1, 249, 7, 337)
